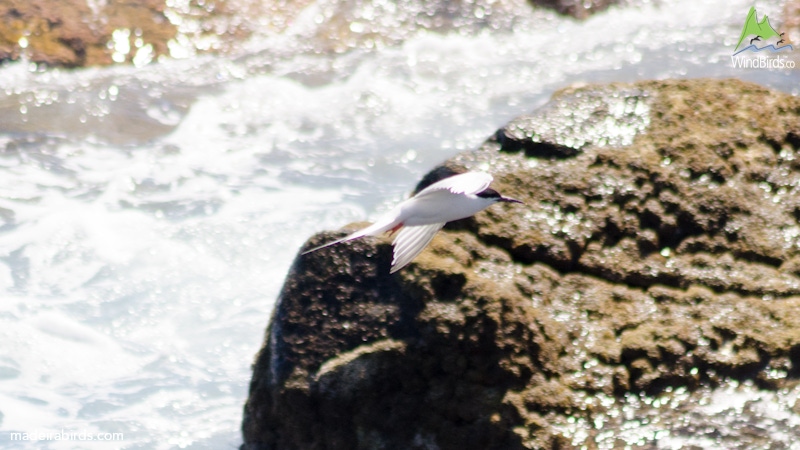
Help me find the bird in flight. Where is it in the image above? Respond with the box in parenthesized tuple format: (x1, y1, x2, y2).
(302, 171, 522, 273)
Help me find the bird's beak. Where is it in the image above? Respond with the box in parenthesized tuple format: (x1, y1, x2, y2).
(500, 196, 524, 204)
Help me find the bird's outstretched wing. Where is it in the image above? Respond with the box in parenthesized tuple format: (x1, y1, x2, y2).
(390, 223, 445, 273)
(415, 172, 493, 198)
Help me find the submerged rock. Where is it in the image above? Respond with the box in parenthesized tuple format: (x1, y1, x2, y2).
(0, 0, 622, 67)
(528, 0, 619, 20)
(241, 78, 800, 449)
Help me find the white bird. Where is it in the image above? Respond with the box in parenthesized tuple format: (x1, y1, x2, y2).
(302, 171, 522, 273)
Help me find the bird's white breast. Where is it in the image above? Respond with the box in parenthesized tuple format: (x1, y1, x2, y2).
(399, 190, 495, 226)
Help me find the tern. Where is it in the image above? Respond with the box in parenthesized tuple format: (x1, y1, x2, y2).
(302, 171, 523, 273)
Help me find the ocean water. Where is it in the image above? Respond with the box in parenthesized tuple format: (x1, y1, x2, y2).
(0, 0, 797, 448)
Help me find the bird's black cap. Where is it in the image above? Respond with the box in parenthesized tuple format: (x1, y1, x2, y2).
(478, 188, 523, 204)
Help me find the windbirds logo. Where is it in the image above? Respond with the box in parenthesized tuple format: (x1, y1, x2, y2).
(733, 6, 793, 55)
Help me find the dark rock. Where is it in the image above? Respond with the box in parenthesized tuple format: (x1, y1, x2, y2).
(242, 78, 800, 449)
(529, 0, 621, 19)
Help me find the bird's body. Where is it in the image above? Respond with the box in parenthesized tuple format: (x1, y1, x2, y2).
(302, 171, 521, 273)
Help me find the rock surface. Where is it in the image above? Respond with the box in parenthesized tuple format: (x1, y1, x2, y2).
(241, 78, 800, 449)
(0, 0, 263, 67)
(0, 0, 175, 67)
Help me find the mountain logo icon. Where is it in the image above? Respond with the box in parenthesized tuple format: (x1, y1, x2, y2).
(733, 6, 793, 55)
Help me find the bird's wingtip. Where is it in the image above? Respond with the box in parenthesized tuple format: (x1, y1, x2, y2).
(300, 235, 346, 255)
(300, 243, 323, 255)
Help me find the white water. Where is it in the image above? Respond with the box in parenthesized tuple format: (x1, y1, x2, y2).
(0, 0, 797, 448)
